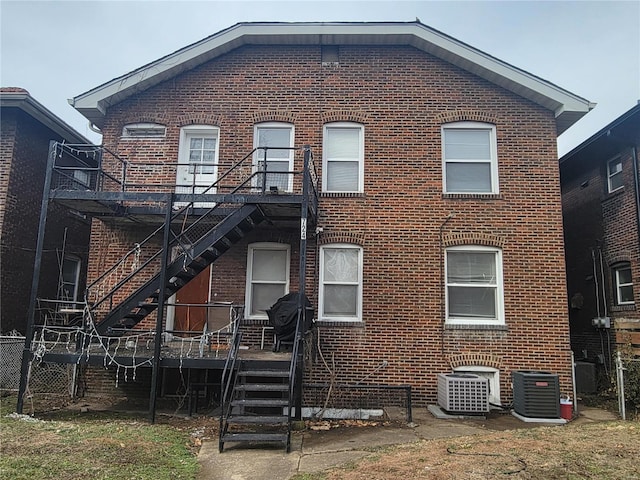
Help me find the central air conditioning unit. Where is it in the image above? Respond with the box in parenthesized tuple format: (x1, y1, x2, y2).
(437, 373, 489, 414)
(512, 371, 560, 418)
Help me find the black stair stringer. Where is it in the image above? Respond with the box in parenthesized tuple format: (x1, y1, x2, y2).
(95, 204, 265, 335)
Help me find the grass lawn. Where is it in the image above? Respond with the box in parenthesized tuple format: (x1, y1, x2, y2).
(0, 395, 202, 480)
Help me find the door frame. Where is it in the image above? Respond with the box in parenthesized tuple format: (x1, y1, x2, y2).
(165, 265, 213, 338)
(176, 125, 220, 206)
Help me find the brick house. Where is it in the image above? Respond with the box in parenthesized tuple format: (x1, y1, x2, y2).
(0, 88, 92, 335)
(23, 22, 594, 448)
(560, 103, 639, 386)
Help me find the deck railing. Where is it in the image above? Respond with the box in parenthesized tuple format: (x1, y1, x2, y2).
(50, 143, 318, 198)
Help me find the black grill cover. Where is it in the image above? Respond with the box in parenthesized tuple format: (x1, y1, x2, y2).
(266, 292, 313, 342)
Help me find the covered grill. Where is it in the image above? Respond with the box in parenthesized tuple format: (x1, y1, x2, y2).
(266, 292, 314, 350)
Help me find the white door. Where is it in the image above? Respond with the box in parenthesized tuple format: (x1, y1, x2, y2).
(254, 123, 294, 192)
(176, 126, 219, 206)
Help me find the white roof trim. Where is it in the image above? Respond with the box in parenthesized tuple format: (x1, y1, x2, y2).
(2, 90, 91, 144)
(70, 22, 594, 134)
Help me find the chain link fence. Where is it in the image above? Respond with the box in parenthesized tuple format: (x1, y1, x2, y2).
(0, 334, 25, 390)
(1, 334, 76, 398)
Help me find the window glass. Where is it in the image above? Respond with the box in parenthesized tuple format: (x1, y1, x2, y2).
(255, 124, 294, 191)
(446, 247, 503, 324)
(320, 245, 362, 321)
(614, 263, 634, 305)
(59, 257, 81, 307)
(245, 244, 290, 318)
(608, 157, 623, 193)
(443, 122, 497, 194)
(323, 124, 363, 193)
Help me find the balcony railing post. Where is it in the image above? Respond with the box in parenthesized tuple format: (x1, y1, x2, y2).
(17, 140, 57, 414)
(261, 147, 268, 194)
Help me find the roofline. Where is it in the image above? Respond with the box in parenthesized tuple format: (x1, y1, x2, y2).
(559, 102, 640, 164)
(1, 90, 91, 144)
(70, 21, 595, 133)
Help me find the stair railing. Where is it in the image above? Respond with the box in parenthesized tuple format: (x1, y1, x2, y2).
(83, 146, 316, 324)
(286, 307, 305, 449)
(219, 317, 243, 445)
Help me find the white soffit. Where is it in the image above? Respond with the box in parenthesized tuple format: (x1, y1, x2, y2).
(70, 22, 594, 133)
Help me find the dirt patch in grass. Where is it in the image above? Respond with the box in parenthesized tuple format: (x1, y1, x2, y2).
(319, 421, 639, 480)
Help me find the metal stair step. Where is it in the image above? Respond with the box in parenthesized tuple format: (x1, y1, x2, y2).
(238, 370, 289, 378)
(221, 433, 288, 443)
(231, 398, 288, 407)
(234, 384, 289, 392)
(227, 415, 288, 424)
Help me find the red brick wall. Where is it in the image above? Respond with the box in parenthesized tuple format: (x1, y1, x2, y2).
(87, 44, 572, 405)
(562, 138, 640, 363)
(0, 109, 91, 334)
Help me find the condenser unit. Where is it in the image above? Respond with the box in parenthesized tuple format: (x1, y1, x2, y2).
(437, 373, 489, 414)
(512, 371, 560, 418)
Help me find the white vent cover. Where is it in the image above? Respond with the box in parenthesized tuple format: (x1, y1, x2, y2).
(437, 373, 489, 413)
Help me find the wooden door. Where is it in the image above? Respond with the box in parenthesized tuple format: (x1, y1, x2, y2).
(174, 266, 211, 333)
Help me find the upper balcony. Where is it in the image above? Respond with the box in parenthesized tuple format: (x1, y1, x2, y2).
(48, 142, 318, 227)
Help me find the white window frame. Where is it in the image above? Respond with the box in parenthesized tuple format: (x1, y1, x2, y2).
(253, 122, 295, 192)
(613, 263, 634, 305)
(245, 242, 290, 320)
(59, 255, 81, 308)
(322, 122, 365, 193)
(319, 244, 363, 322)
(445, 245, 504, 325)
(442, 121, 498, 194)
(607, 156, 623, 193)
(122, 122, 166, 138)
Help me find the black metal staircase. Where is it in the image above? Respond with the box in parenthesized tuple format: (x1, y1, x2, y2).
(219, 309, 306, 453)
(92, 204, 265, 335)
(219, 360, 292, 451)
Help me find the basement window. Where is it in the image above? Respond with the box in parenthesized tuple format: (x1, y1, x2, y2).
(122, 122, 166, 138)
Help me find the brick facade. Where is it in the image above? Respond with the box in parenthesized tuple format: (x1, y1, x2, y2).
(83, 42, 574, 406)
(0, 102, 91, 334)
(561, 105, 640, 370)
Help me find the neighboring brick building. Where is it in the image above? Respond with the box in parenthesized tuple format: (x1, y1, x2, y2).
(0, 88, 92, 334)
(560, 104, 639, 379)
(30, 22, 594, 424)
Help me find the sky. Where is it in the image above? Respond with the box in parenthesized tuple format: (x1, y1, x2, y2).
(1, 0, 639, 156)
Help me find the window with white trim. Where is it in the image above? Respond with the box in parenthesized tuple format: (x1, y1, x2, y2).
(122, 122, 166, 138)
(445, 246, 504, 324)
(319, 244, 363, 321)
(613, 262, 634, 305)
(323, 123, 364, 193)
(607, 156, 623, 193)
(254, 123, 294, 192)
(442, 122, 498, 194)
(58, 256, 81, 308)
(245, 243, 290, 319)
